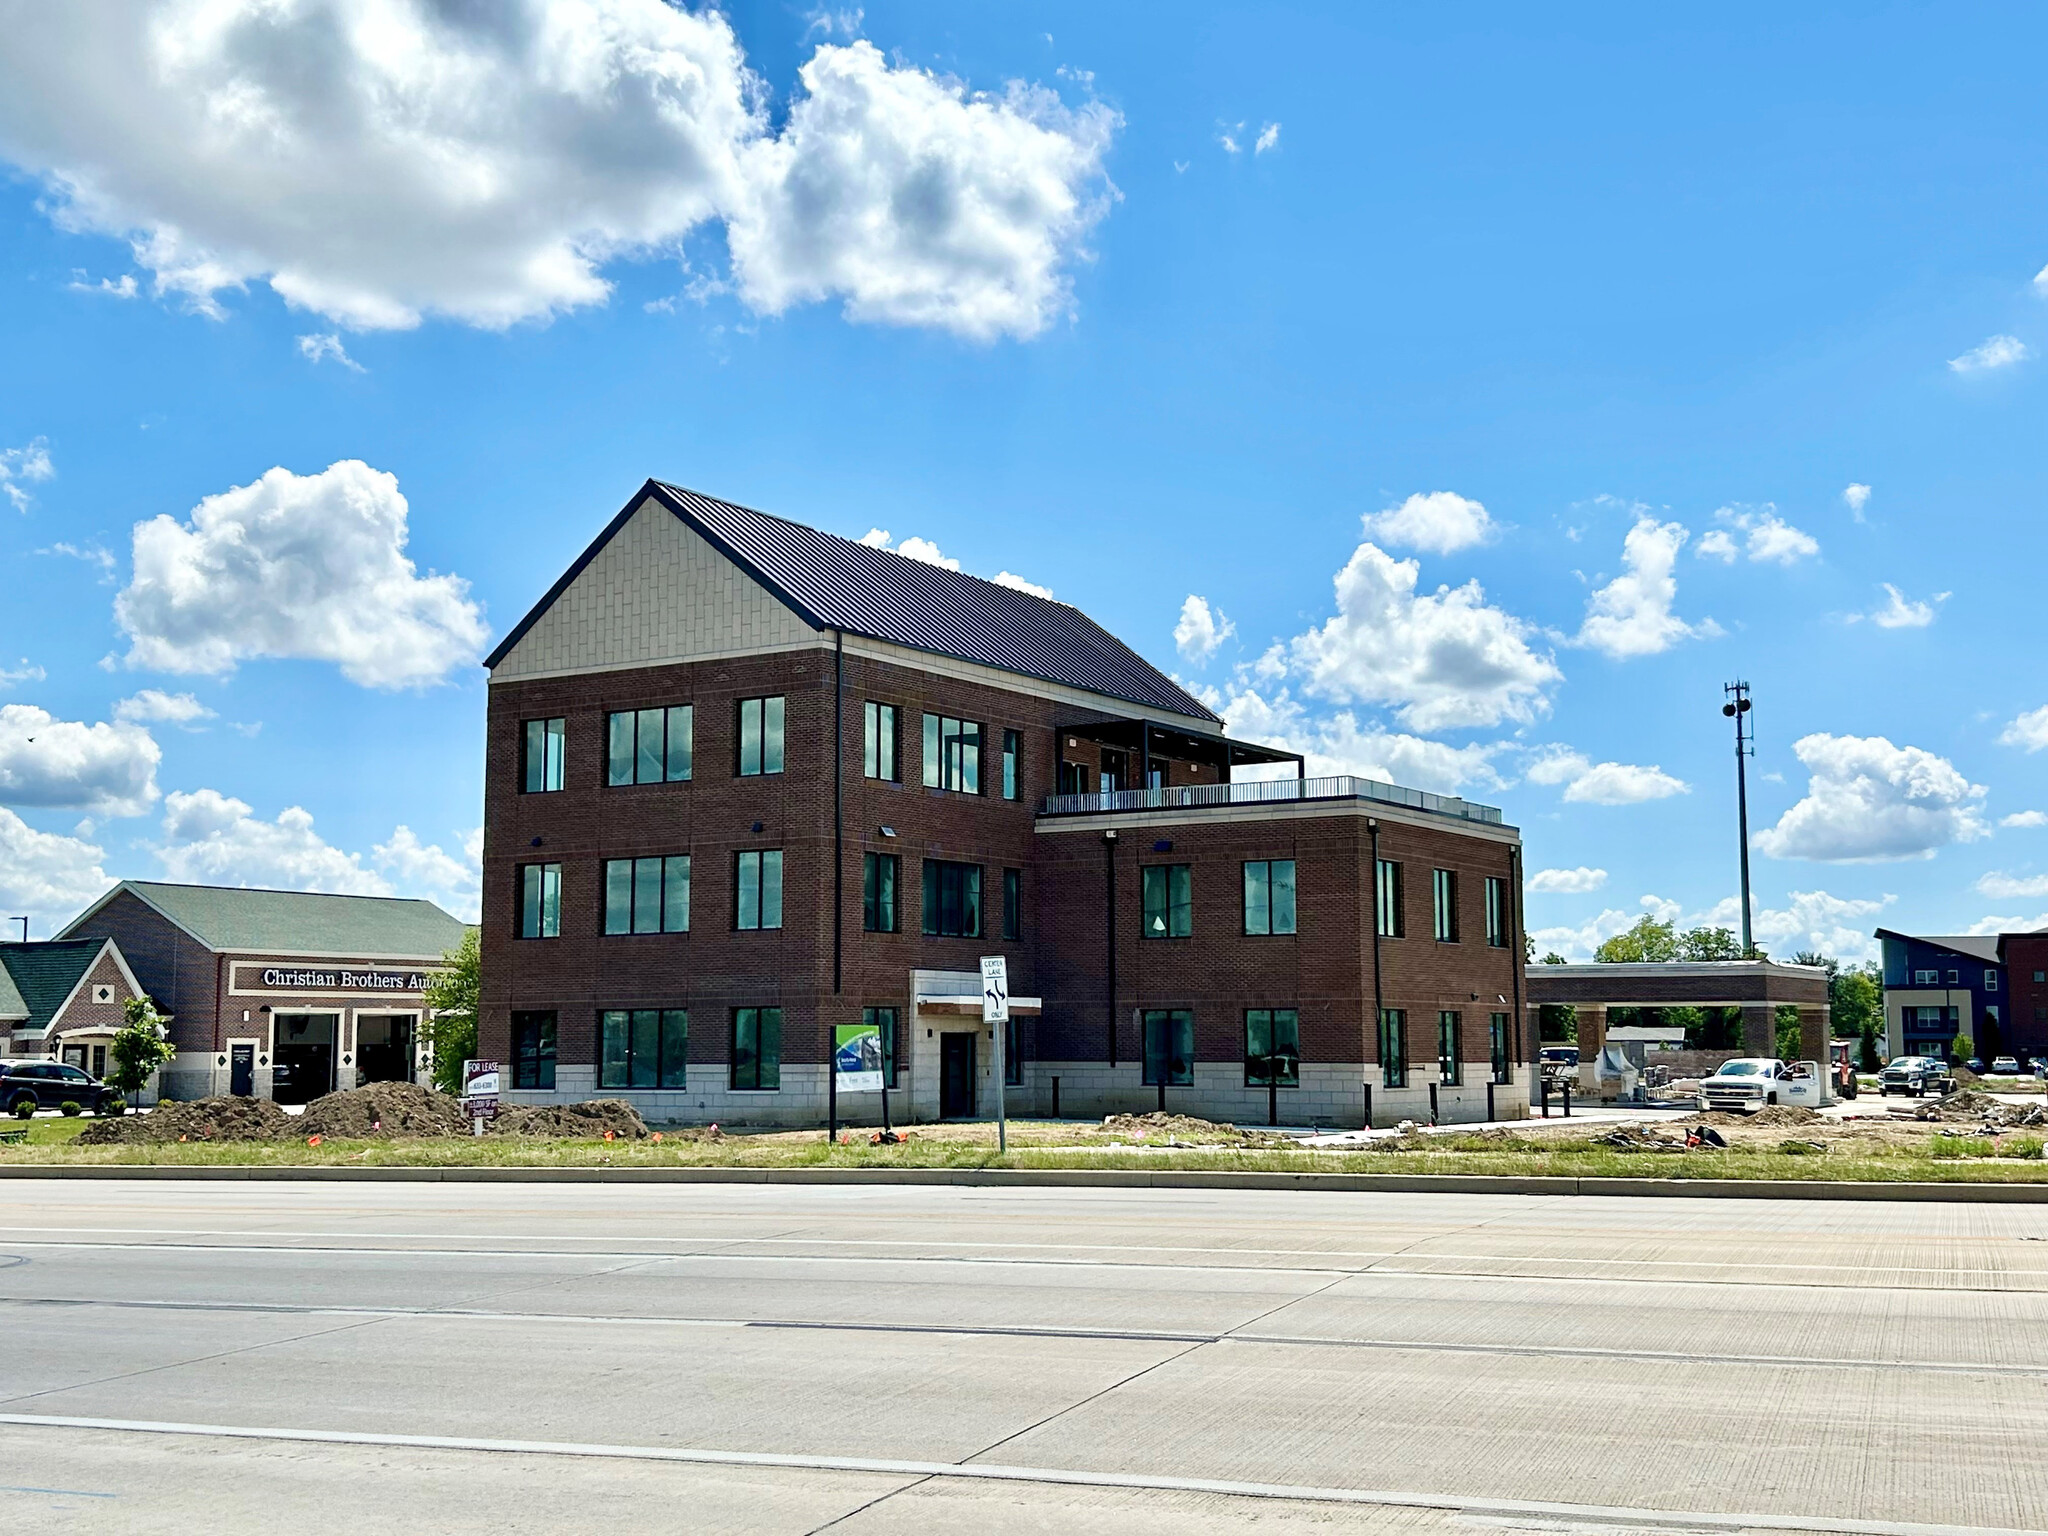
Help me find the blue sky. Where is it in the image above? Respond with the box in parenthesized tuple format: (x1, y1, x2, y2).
(2, 1, 2045, 956)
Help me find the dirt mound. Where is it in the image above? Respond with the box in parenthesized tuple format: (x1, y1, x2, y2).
(492, 1099, 649, 1138)
(1102, 1111, 1250, 1143)
(1747, 1104, 1821, 1127)
(76, 1095, 293, 1144)
(298, 1082, 473, 1138)
(1902, 1090, 2048, 1127)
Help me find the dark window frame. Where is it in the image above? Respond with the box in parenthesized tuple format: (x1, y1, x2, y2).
(922, 713, 983, 794)
(1142, 1008, 1195, 1087)
(1242, 859, 1297, 936)
(921, 859, 983, 937)
(598, 1007, 688, 1089)
(522, 717, 566, 794)
(864, 1005, 900, 1086)
(736, 695, 785, 777)
(863, 701, 901, 782)
(1002, 728, 1022, 800)
(1245, 1008, 1300, 1088)
(1378, 1008, 1407, 1088)
(735, 849, 784, 931)
(517, 863, 562, 939)
(1375, 859, 1404, 938)
(1002, 867, 1022, 941)
(602, 854, 690, 935)
(863, 851, 899, 933)
(1489, 1012, 1512, 1084)
(1484, 876, 1509, 948)
(511, 1011, 557, 1090)
(1433, 868, 1459, 943)
(1438, 1010, 1463, 1084)
(1142, 864, 1193, 939)
(606, 704, 693, 786)
(731, 1006, 782, 1091)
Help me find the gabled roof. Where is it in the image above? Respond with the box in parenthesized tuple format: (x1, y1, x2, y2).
(0, 940, 107, 1030)
(60, 881, 468, 959)
(485, 480, 1223, 725)
(1874, 928, 2002, 964)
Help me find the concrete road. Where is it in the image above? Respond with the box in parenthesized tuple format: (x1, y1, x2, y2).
(2, 1183, 2046, 1535)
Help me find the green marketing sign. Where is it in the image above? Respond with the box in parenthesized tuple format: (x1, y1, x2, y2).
(834, 1022, 883, 1093)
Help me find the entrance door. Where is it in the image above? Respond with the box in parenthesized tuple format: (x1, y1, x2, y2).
(940, 1032, 976, 1118)
(355, 1015, 416, 1084)
(230, 1043, 254, 1097)
(272, 1012, 338, 1105)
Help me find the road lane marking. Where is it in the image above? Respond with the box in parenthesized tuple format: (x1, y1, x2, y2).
(0, 1413, 2032, 1536)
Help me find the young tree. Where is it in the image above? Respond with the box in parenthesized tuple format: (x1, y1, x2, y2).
(1594, 915, 1678, 963)
(420, 927, 480, 1097)
(108, 995, 175, 1108)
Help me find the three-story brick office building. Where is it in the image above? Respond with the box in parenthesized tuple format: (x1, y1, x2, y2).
(479, 481, 1531, 1127)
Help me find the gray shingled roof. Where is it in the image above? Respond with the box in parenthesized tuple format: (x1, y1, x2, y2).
(63, 882, 467, 958)
(485, 481, 1222, 725)
(0, 940, 106, 1029)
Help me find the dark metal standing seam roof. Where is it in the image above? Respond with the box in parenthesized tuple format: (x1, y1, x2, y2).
(484, 480, 1223, 726)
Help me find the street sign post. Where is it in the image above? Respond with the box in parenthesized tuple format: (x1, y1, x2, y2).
(461, 1058, 499, 1138)
(981, 955, 1009, 1153)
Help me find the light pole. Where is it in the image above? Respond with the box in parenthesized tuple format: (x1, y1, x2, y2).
(1722, 683, 1755, 958)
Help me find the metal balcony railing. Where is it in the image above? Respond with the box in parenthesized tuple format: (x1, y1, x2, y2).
(1037, 774, 1503, 825)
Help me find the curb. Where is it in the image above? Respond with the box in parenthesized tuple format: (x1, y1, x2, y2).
(1, 1164, 2046, 1200)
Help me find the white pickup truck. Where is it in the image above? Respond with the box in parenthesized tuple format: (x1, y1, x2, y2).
(1698, 1057, 1828, 1114)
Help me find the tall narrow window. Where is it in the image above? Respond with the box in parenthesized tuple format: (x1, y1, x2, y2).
(1003, 868, 1023, 941)
(599, 1008, 688, 1089)
(1375, 860, 1404, 938)
(602, 856, 689, 935)
(1490, 1012, 1512, 1084)
(523, 718, 565, 793)
(1005, 1017, 1024, 1085)
(1378, 1008, 1407, 1088)
(1057, 761, 1091, 796)
(1245, 1009, 1300, 1087)
(1242, 859, 1297, 935)
(1002, 729, 1022, 800)
(922, 714, 982, 792)
(1142, 1009, 1194, 1086)
(735, 850, 783, 930)
(518, 864, 561, 939)
(1438, 1010, 1463, 1084)
(737, 696, 785, 776)
(921, 860, 982, 937)
(864, 702, 900, 781)
(1485, 876, 1509, 948)
(863, 852, 899, 933)
(730, 1007, 782, 1090)
(1142, 865, 1193, 938)
(606, 706, 692, 785)
(1433, 869, 1459, 942)
(864, 1005, 899, 1085)
(511, 1011, 556, 1090)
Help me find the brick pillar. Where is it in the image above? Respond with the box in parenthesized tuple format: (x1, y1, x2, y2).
(1798, 1005, 1830, 1065)
(1576, 1005, 1607, 1091)
(1740, 1003, 1776, 1058)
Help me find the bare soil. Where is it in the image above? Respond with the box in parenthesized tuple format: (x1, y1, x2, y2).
(297, 1082, 472, 1138)
(494, 1100, 649, 1138)
(77, 1096, 294, 1145)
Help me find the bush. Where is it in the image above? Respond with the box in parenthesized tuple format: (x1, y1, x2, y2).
(59, 1100, 82, 1117)
(10, 1095, 34, 1120)
(1928, 1134, 1995, 1159)
(99, 1096, 126, 1118)
(158, 1097, 174, 1107)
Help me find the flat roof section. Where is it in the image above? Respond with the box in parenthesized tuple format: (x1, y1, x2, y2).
(1526, 960, 1830, 1008)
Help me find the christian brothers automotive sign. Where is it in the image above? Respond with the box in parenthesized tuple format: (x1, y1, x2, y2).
(233, 964, 433, 994)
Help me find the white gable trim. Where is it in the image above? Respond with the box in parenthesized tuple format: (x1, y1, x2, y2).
(44, 939, 145, 1034)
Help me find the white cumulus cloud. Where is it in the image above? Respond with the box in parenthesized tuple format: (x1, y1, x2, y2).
(1703, 504, 1820, 566)
(1218, 686, 1508, 795)
(1254, 122, 1280, 154)
(0, 6, 1115, 342)
(0, 702, 161, 816)
(0, 807, 113, 936)
(1282, 541, 1560, 731)
(296, 333, 363, 372)
(113, 689, 213, 726)
(2001, 810, 2048, 829)
(1528, 866, 1607, 894)
(1866, 584, 1947, 629)
(1753, 733, 1989, 862)
(1576, 516, 1713, 660)
(1977, 871, 2048, 901)
(1999, 707, 2048, 753)
(1695, 529, 1737, 563)
(1174, 595, 1235, 663)
(1362, 491, 1493, 556)
(374, 824, 482, 921)
(856, 528, 1050, 597)
(0, 660, 47, 689)
(156, 788, 388, 894)
(1950, 334, 2031, 373)
(1523, 746, 1689, 805)
(115, 460, 487, 688)
(1, 437, 55, 511)
(1843, 483, 1871, 522)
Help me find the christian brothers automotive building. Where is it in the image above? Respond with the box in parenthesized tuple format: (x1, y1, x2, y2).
(59, 882, 468, 1103)
(480, 481, 1532, 1128)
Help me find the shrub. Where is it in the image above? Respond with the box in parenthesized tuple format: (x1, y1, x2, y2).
(1928, 1134, 1995, 1159)
(10, 1095, 34, 1120)
(158, 1098, 174, 1108)
(99, 1096, 126, 1118)
(59, 1100, 82, 1117)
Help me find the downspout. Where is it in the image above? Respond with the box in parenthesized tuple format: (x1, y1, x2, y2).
(1368, 818, 1383, 1090)
(1509, 843, 1526, 1068)
(834, 630, 844, 995)
(1105, 829, 1119, 1068)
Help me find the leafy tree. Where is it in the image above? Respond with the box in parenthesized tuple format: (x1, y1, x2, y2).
(1594, 915, 1678, 963)
(1680, 926, 1746, 961)
(1538, 1004, 1578, 1042)
(108, 995, 175, 1107)
(1540, 951, 1568, 966)
(1775, 1005, 1804, 1061)
(421, 927, 480, 1096)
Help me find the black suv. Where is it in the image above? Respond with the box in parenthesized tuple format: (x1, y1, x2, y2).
(2, 1061, 115, 1114)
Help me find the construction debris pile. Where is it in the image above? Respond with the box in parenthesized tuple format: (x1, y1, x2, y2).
(76, 1095, 295, 1145)
(77, 1085, 651, 1144)
(1895, 1090, 2048, 1128)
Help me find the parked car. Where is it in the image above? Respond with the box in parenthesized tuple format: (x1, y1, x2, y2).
(1991, 1056, 2021, 1075)
(1698, 1058, 1826, 1114)
(1967, 1057, 1985, 1073)
(0, 1060, 116, 1114)
(1878, 1056, 1958, 1097)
